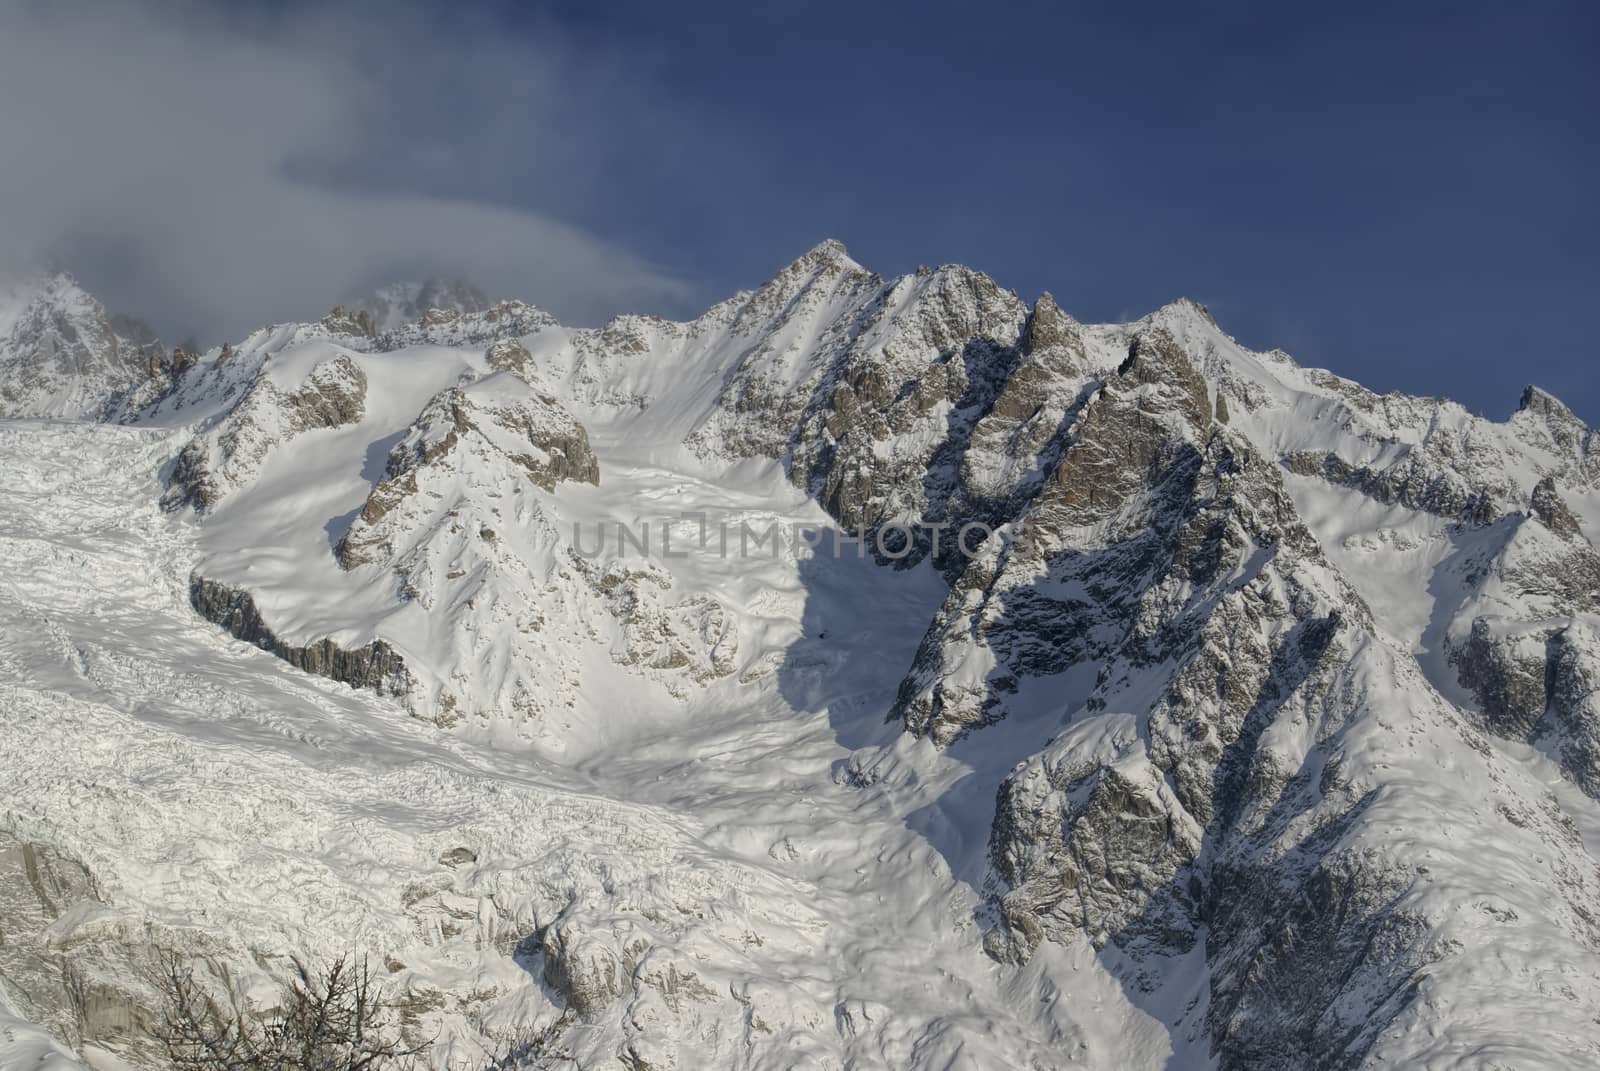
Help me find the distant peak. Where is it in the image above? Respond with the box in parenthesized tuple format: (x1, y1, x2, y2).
(0, 271, 109, 338)
(350, 277, 489, 332)
(1517, 384, 1578, 423)
(3, 269, 92, 302)
(780, 238, 864, 277)
(738, 241, 872, 320)
(1153, 296, 1217, 327)
(808, 238, 850, 260)
(1023, 291, 1076, 353)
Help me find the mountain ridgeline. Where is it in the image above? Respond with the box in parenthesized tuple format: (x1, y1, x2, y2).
(1, 244, 1598, 1069)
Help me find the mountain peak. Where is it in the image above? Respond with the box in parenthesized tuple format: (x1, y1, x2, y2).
(351, 277, 490, 332)
(9, 240, 1600, 1071)
(0, 272, 168, 419)
(1022, 291, 1077, 353)
(782, 238, 865, 277)
(1518, 383, 1581, 424)
(807, 237, 851, 260)
(1150, 295, 1218, 328)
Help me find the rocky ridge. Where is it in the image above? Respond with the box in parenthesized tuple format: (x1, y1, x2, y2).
(3, 244, 1599, 1069)
(0, 273, 171, 420)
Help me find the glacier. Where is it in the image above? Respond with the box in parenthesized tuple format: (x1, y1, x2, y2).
(0, 243, 1597, 1069)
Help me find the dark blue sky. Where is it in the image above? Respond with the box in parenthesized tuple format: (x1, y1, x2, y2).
(15, 1, 1594, 423)
(387, 0, 1598, 422)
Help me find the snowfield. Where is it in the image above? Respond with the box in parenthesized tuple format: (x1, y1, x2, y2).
(0, 419, 1158, 1069)
(1, 245, 1599, 1069)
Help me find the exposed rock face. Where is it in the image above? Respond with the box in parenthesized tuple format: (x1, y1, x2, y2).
(946, 399, 1462, 1068)
(164, 354, 368, 512)
(1440, 503, 1600, 799)
(839, 301, 1492, 1069)
(1203, 846, 1435, 1069)
(320, 304, 377, 338)
(485, 337, 535, 379)
(1516, 384, 1595, 474)
(540, 914, 651, 1022)
(1453, 617, 1553, 737)
(0, 833, 162, 1056)
(1548, 626, 1600, 797)
(956, 292, 1091, 519)
(986, 717, 1203, 965)
(14, 242, 1600, 1069)
(0, 274, 167, 420)
(189, 574, 413, 697)
(891, 327, 1251, 744)
(784, 263, 1032, 558)
(286, 355, 368, 426)
(1532, 473, 1584, 539)
(774, 271, 1600, 1065)
(685, 241, 889, 460)
(353, 278, 490, 333)
(336, 374, 599, 568)
(373, 299, 557, 352)
(0, 834, 101, 1048)
(1281, 448, 1497, 523)
(682, 241, 1085, 560)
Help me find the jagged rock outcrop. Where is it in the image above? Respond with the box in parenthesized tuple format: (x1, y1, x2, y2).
(336, 374, 598, 568)
(784, 263, 1031, 555)
(986, 717, 1203, 965)
(682, 241, 1095, 561)
(190, 574, 413, 697)
(1442, 506, 1600, 792)
(1515, 385, 1596, 478)
(892, 327, 1245, 743)
(1547, 626, 1600, 797)
(540, 913, 651, 1022)
(13, 240, 1600, 1069)
(955, 291, 1093, 518)
(1532, 473, 1584, 539)
(373, 299, 557, 352)
(1453, 617, 1553, 737)
(164, 353, 368, 512)
(847, 275, 1600, 1065)
(0, 274, 168, 420)
(1202, 844, 1435, 1069)
(320, 304, 378, 338)
(1281, 449, 1498, 523)
(353, 278, 490, 333)
(951, 324, 1371, 1007)
(485, 337, 535, 379)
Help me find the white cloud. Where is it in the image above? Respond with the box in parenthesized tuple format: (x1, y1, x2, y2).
(0, 2, 694, 340)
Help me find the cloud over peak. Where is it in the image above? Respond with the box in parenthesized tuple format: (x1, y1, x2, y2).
(0, 2, 694, 342)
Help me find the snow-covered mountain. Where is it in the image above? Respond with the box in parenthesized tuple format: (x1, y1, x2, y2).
(351, 279, 492, 334)
(0, 273, 171, 420)
(1, 242, 1597, 1070)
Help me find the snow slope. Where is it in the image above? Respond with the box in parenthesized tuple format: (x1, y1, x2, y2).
(0, 416, 1171, 1070)
(2, 242, 1598, 1069)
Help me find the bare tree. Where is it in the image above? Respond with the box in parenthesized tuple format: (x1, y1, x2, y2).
(156, 954, 426, 1070)
(472, 1018, 573, 1070)
(158, 957, 258, 1071)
